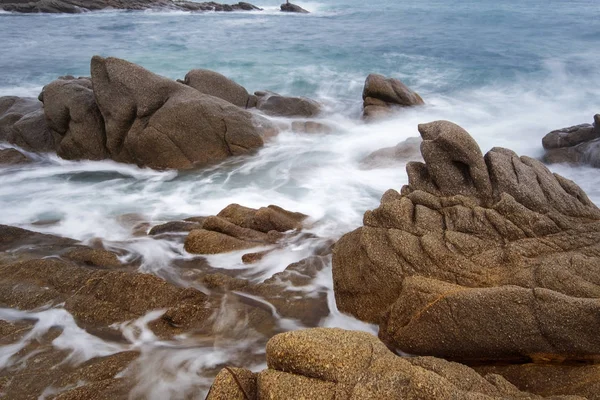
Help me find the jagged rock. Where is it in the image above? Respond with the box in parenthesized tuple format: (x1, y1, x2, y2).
(180, 69, 255, 108)
(0, 0, 262, 13)
(207, 328, 577, 399)
(89, 56, 272, 169)
(40, 76, 108, 160)
(0, 148, 31, 165)
(280, 2, 308, 13)
(255, 90, 321, 118)
(360, 136, 422, 168)
(0, 96, 54, 152)
(542, 114, 600, 167)
(184, 204, 307, 255)
(333, 120, 600, 364)
(362, 73, 424, 120)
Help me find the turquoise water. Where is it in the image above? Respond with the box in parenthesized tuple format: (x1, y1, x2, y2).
(1, 1, 599, 397)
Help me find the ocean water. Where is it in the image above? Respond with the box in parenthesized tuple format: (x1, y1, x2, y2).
(1, 0, 599, 397)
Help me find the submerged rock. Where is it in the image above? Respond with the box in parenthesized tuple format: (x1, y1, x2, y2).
(280, 2, 309, 13)
(362, 73, 424, 120)
(333, 120, 600, 365)
(207, 328, 575, 399)
(360, 136, 423, 168)
(542, 114, 600, 167)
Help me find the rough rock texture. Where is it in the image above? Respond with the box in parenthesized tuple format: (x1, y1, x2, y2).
(0, 0, 262, 13)
(181, 69, 255, 109)
(184, 204, 307, 254)
(206, 367, 257, 400)
(280, 2, 309, 13)
(207, 328, 578, 399)
(333, 120, 600, 364)
(0, 148, 31, 165)
(89, 56, 270, 169)
(255, 90, 321, 118)
(542, 115, 600, 167)
(40, 76, 108, 160)
(360, 136, 423, 168)
(362, 73, 424, 120)
(0, 96, 54, 152)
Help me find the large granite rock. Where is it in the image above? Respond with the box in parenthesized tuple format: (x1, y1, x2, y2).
(0, 96, 54, 152)
(333, 120, 600, 364)
(180, 69, 256, 108)
(362, 73, 424, 120)
(207, 328, 579, 399)
(0, 0, 261, 13)
(542, 114, 600, 167)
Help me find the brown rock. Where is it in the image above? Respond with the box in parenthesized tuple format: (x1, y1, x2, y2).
(206, 367, 257, 400)
(360, 136, 422, 168)
(333, 120, 600, 363)
(181, 69, 253, 108)
(0, 96, 54, 152)
(148, 220, 205, 235)
(0, 148, 31, 165)
(217, 204, 307, 233)
(184, 229, 260, 254)
(362, 73, 424, 120)
(542, 115, 600, 168)
(290, 120, 333, 134)
(255, 90, 321, 118)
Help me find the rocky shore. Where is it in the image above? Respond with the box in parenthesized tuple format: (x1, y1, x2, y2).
(1, 56, 600, 399)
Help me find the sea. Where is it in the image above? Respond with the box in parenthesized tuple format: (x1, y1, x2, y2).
(0, 0, 599, 397)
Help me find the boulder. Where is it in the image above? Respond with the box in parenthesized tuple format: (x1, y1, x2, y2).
(362, 73, 424, 120)
(184, 204, 307, 255)
(333, 120, 600, 363)
(180, 69, 255, 108)
(0, 148, 31, 165)
(40, 76, 108, 160)
(0, 96, 54, 152)
(280, 2, 309, 13)
(207, 328, 577, 399)
(255, 90, 321, 118)
(89, 56, 272, 169)
(542, 114, 600, 167)
(360, 136, 423, 168)
(291, 120, 333, 134)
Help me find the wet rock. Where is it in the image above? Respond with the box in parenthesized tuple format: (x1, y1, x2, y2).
(89, 56, 272, 169)
(40, 76, 108, 161)
(217, 203, 307, 233)
(0, 0, 262, 13)
(255, 90, 321, 118)
(362, 73, 424, 120)
(333, 120, 600, 364)
(185, 228, 261, 254)
(542, 115, 600, 167)
(280, 2, 309, 13)
(148, 220, 205, 235)
(0, 96, 54, 152)
(0, 148, 31, 165)
(206, 367, 257, 400)
(181, 69, 254, 108)
(360, 136, 423, 168)
(291, 120, 333, 134)
(208, 328, 571, 399)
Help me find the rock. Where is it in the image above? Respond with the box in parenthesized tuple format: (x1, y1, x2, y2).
(148, 219, 205, 235)
(184, 204, 307, 255)
(208, 328, 573, 399)
(542, 115, 600, 167)
(90, 56, 271, 169)
(0, 0, 262, 13)
(40, 76, 108, 160)
(0, 148, 31, 165)
(362, 73, 424, 120)
(180, 69, 254, 108)
(360, 136, 423, 168)
(0, 96, 54, 152)
(333, 120, 600, 363)
(291, 120, 333, 134)
(206, 367, 257, 400)
(255, 90, 321, 118)
(280, 2, 309, 13)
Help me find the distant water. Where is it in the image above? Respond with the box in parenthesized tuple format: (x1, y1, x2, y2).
(1, 0, 600, 397)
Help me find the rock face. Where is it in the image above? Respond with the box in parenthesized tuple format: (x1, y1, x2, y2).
(542, 114, 600, 167)
(183, 203, 307, 254)
(0, 0, 262, 13)
(255, 90, 321, 118)
(280, 2, 308, 13)
(333, 120, 600, 364)
(362, 73, 424, 120)
(181, 69, 256, 109)
(207, 328, 573, 399)
(0, 96, 54, 152)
